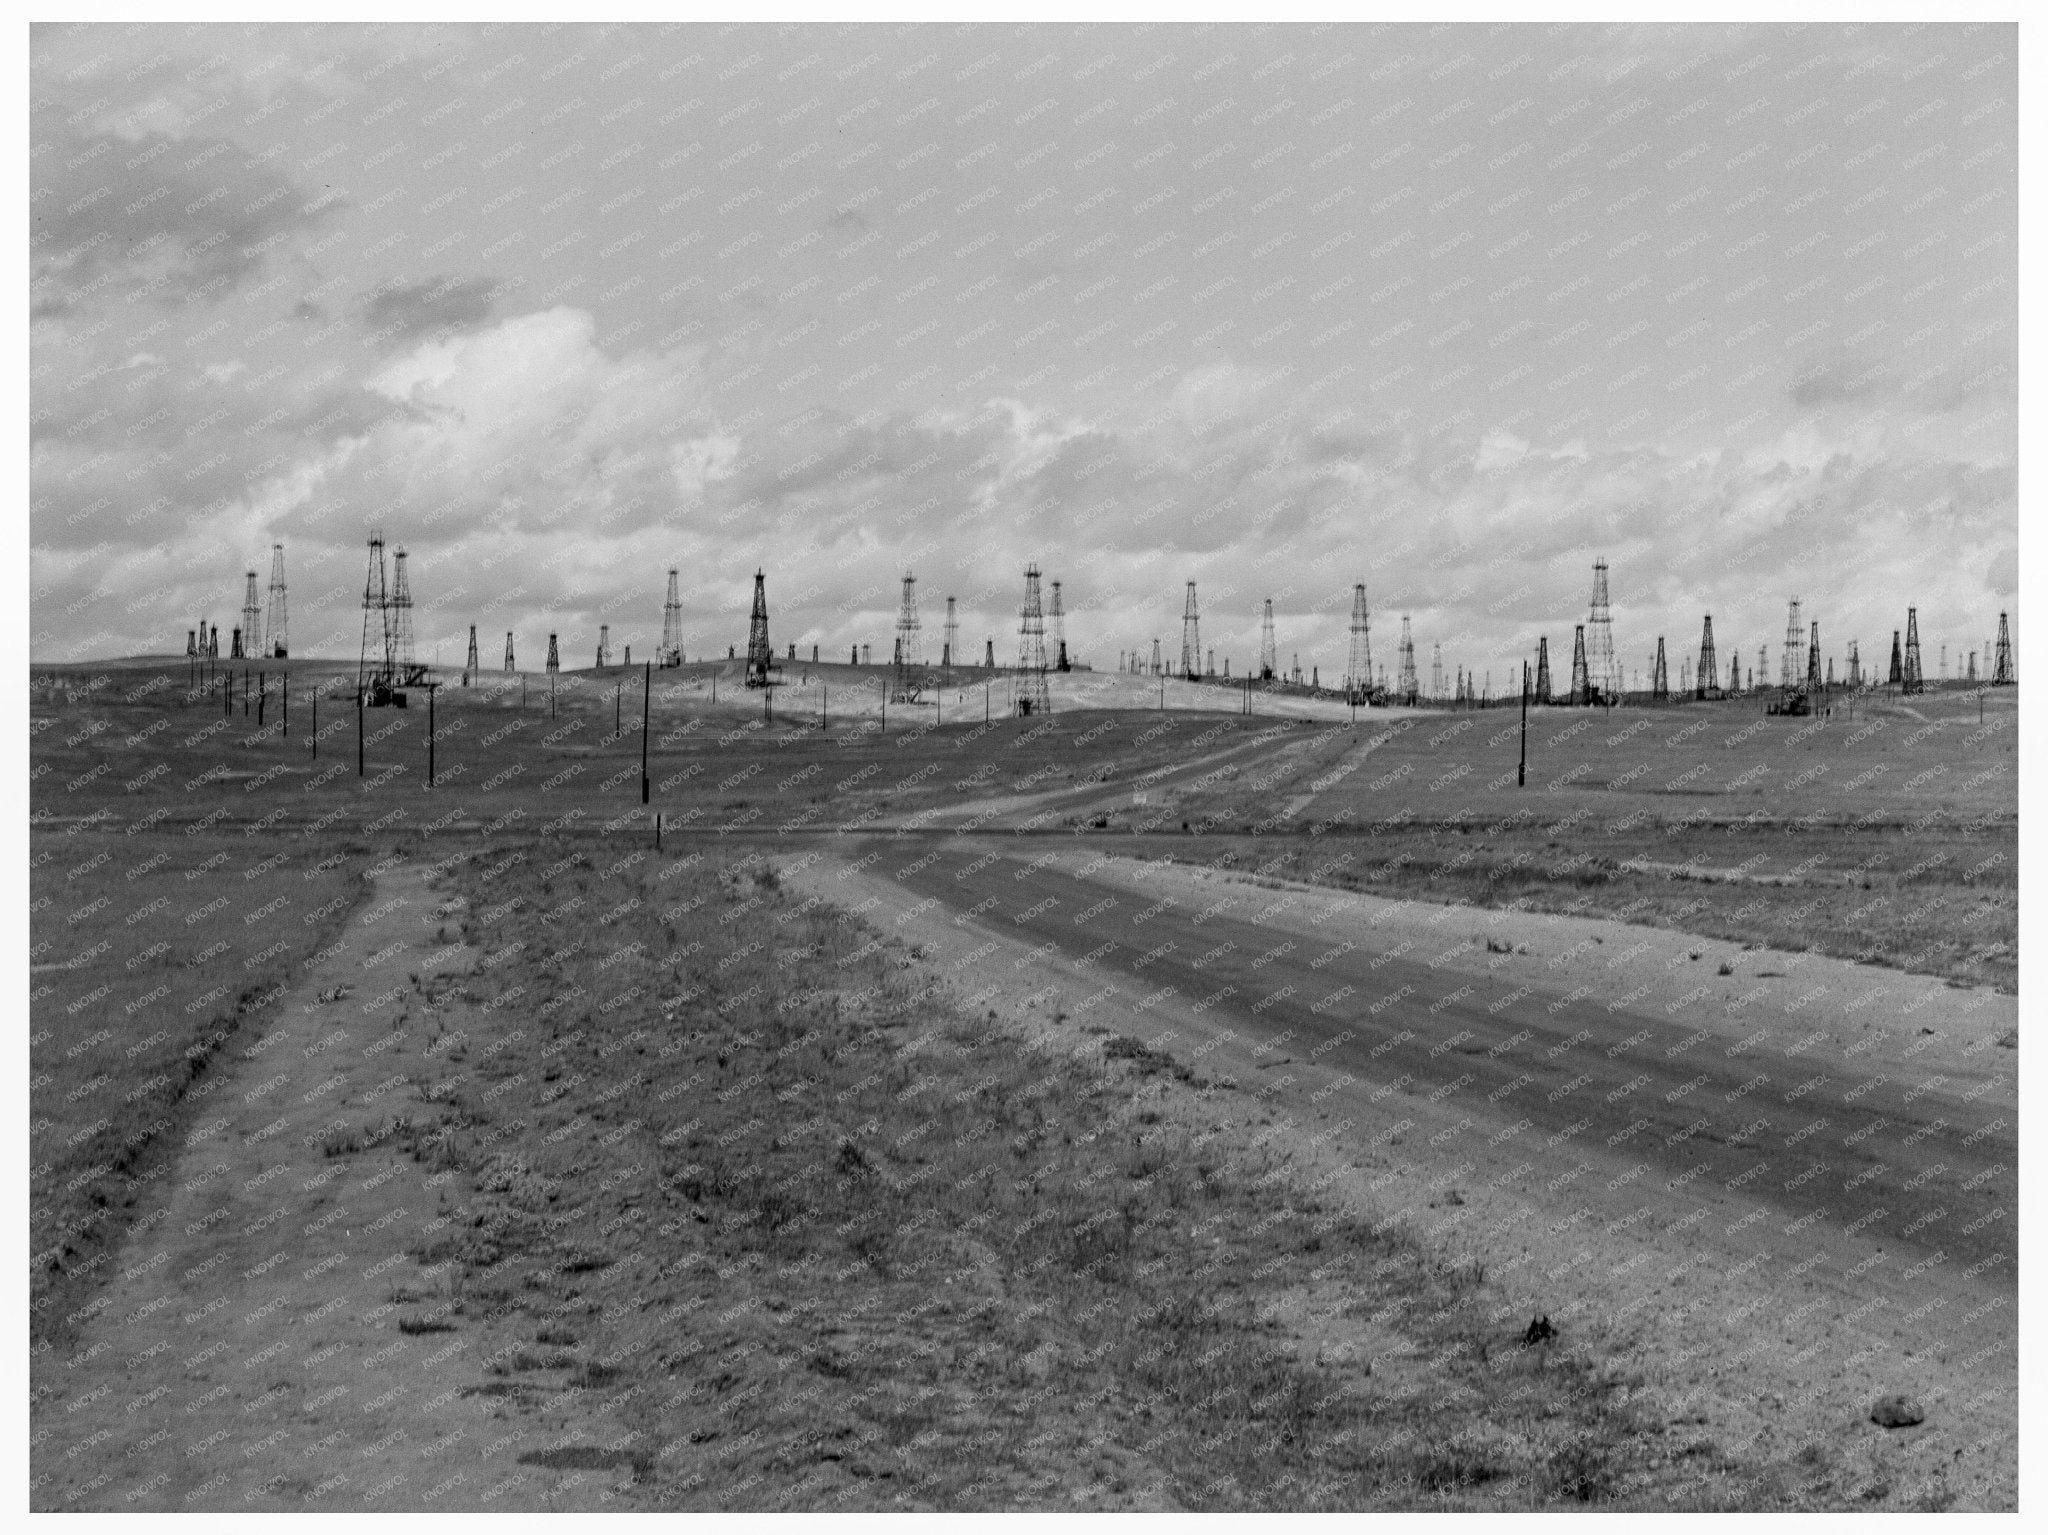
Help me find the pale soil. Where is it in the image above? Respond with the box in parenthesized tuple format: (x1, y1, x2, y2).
(783, 846, 2018, 1511)
(30, 859, 642, 1512)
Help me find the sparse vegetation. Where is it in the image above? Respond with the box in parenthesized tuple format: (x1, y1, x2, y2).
(294, 843, 1813, 1511)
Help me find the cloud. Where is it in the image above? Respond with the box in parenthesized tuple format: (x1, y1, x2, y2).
(30, 107, 338, 315)
(360, 277, 502, 347)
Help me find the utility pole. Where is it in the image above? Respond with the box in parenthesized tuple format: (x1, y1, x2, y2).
(357, 685, 364, 777)
(1518, 660, 1529, 788)
(427, 682, 436, 787)
(641, 660, 651, 805)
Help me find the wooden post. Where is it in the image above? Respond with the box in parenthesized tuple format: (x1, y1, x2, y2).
(1518, 660, 1529, 789)
(356, 686, 364, 776)
(427, 683, 436, 787)
(641, 660, 651, 805)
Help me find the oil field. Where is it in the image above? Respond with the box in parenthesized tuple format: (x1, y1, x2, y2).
(28, 588, 2018, 1509)
(27, 18, 2021, 1519)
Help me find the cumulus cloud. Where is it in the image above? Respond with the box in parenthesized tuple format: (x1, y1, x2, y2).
(30, 107, 337, 317)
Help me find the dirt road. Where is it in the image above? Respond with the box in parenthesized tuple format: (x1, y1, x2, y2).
(30, 858, 639, 1511)
(788, 839, 2018, 1510)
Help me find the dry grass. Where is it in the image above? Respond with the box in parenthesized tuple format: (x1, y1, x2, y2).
(1146, 817, 2016, 992)
(295, 841, 1817, 1510)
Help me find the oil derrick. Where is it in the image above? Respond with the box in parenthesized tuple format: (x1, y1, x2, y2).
(1016, 564, 1050, 715)
(1397, 617, 1418, 704)
(1993, 611, 2014, 684)
(1050, 580, 1071, 672)
(1728, 652, 1740, 695)
(745, 569, 774, 688)
(890, 570, 925, 702)
(391, 548, 426, 685)
(1681, 656, 1692, 694)
(241, 569, 262, 661)
(659, 569, 683, 667)
(1887, 630, 1903, 686)
(230, 626, 244, 660)
(984, 638, 994, 668)
(1846, 640, 1859, 688)
(1347, 584, 1371, 701)
(1207, 647, 1215, 677)
(597, 624, 611, 668)
(1150, 638, 1162, 675)
(1180, 581, 1200, 679)
(546, 632, 559, 674)
(1696, 616, 1720, 699)
(504, 631, 516, 672)
(942, 596, 958, 672)
(1778, 599, 1803, 693)
(265, 544, 288, 657)
(1431, 643, 1444, 700)
(1568, 624, 1590, 705)
(1534, 636, 1552, 703)
(186, 630, 197, 658)
(1902, 608, 1923, 694)
(1967, 649, 1977, 683)
(359, 537, 398, 703)
(1585, 558, 1617, 703)
(1805, 622, 1821, 696)
(465, 625, 478, 684)
(1652, 637, 1668, 700)
(1258, 599, 1277, 680)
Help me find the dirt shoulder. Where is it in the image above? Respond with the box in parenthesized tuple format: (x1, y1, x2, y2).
(784, 844, 2016, 1511)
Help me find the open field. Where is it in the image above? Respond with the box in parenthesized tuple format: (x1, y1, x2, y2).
(27, 658, 2019, 1509)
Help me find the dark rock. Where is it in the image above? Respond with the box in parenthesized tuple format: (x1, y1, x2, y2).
(1871, 1394, 1925, 1429)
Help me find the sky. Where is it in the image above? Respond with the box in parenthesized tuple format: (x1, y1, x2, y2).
(29, 20, 2018, 689)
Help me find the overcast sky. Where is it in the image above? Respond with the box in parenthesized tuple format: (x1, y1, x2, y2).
(31, 21, 2016, 685)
